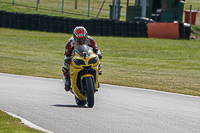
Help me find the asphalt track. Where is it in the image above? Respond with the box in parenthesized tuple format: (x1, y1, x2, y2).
(0, 73, 200, 133)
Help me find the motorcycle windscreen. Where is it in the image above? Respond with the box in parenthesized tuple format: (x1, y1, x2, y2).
(73, 45, 92, 57)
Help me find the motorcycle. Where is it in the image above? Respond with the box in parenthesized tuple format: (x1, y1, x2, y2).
(69, 45, 101, 108)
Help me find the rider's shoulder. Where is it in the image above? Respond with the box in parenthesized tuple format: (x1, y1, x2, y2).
(87, 36, 94, 40)
(68, 36, 74, 41)
(66, 36, 74, 44)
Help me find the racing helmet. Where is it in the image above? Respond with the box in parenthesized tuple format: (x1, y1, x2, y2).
(73, 26, 88, 45)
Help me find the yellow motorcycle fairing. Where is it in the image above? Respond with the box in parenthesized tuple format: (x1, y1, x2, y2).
(69, 45, 99, 101)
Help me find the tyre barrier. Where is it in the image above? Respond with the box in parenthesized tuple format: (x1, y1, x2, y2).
(115, 21, 122, 37)
(49, 16, 57, 32)
(8, 12, 14, 28)
(121, 21, 129, 37)
(0, 11, 2, 27)
(136, 21, 148, 37)
(31, 14, 39, 31)
(128, 21, 137, 37)
(95, 19, 103, 36)
(12, 12, 17, 29)
(2, 11, 9, 28)
(87, 19, 95, 35)
(17, 13, 25, 30)
(38, 15, 44, 31)
(0, 11, 191, 39)
(184, 24, 191, 40)
(25, 14, 32, 30)
(103, 19, 109, 36)
(82, 19, 89, 33)
(63, 17, 69, 33)
(68, 18, 77, 34)
(57, 17, 64, 33)
(76, 19, 83, 27)
(179, 22, 185, 39)
(43, 15, 50, 32)
(108, 19, 115, 36)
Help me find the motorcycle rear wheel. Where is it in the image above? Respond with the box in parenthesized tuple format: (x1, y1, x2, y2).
(85, 77, 94, 108)
(75, 96, 86, 106)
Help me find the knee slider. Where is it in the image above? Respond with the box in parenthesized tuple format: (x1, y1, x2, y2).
(62, 67, 69, 73)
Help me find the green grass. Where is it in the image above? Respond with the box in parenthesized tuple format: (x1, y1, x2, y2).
(0, 110, 42, 133)
(0, 28, 200, 96)
(100, 37, 200, 96)
(192, 25, 200, 38)
(0, 0, 127, 20)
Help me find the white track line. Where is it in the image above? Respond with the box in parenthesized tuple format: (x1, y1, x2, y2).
(3, 110, 54, 133)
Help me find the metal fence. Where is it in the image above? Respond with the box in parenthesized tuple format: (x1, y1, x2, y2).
(0, 0, 128, 20)
(1, 0, 199, 26)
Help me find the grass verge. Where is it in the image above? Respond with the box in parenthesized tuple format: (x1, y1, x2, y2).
(191, 25, 200, 38)
(0, 110, 42, 133)
(0, 28, 200, 96)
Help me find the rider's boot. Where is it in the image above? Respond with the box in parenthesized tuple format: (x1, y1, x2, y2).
(97, 62, 102, 89)
(62, 74, 71, 92)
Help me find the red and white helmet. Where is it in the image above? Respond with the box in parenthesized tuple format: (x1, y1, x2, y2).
(73, 26, 88, 45)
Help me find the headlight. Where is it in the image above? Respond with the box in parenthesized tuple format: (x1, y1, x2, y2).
(73, 59, 86, 66)
(89, 57, 98, 64)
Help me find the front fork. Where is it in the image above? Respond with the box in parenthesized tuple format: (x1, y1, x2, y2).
(62, 74, 70, 85)
(62, 74, 67, 85)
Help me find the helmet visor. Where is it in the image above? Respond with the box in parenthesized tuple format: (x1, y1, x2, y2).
(76, 37, 86, 44)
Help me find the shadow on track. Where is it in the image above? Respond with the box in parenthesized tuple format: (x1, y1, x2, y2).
(52, 104, 87, 108)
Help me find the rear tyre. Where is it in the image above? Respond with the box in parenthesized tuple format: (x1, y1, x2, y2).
(75, 96, 86, 106)
(85, 77, 94, 108)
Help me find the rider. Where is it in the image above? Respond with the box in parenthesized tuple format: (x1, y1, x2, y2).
(62, 26, 102, 91)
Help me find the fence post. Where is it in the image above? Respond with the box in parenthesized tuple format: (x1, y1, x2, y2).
(142, 0, 146, 17)
(116, 0, 120, 20)
(88, 0, 90, 17)
(36, 0, 39, 10)
(112, 0, 116, 19)
(13, 0, 14, 5)
(75, 0, 77, 9)
(62, 0, 64, 14)
(189, 5, 192, 25)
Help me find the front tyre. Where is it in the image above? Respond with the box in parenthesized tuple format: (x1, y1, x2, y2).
(84, 77, 94, 108)
(75, 96, 86, 106)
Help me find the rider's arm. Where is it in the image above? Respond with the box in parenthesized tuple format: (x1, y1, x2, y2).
(63, 39, 74, 63)
(88, 36, 102, 59)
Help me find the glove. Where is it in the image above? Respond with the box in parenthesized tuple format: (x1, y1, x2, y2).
(64, 58, 71, 64)
(62, 67, 68, 73)
(97, 54, 102, 59)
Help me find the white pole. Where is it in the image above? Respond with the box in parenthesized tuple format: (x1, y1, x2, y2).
(62, 0, 64, 14)
(36, 0, 39, 10)
(116, 0, 121, 20)
(142, 0, 146, 17)
(112, 0, 115, 19)
(88, 0, 90, 17)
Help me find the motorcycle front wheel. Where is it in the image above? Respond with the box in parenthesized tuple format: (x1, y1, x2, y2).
(84, 77, 94, 108)
(75, 96, 86, 106)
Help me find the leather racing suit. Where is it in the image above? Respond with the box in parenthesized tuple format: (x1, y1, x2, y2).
(62, 36, 102, 91)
